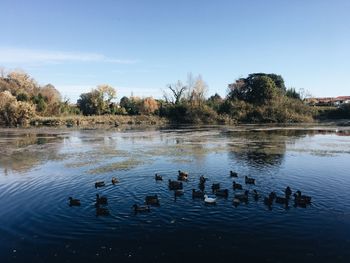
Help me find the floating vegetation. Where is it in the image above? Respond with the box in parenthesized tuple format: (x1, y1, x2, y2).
(171, 158, 193, 164)
(140, 143, 228, 160)
(288, 148, 350, 157)
(88, 158, 146, 174)
(63, 148, 130, 168)
(65, 161, 94, 168)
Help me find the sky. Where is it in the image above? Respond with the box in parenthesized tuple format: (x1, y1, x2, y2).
(0, 0, 349, 102)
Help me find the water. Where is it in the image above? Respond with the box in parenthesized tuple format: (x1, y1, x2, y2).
(0, 126, 350, 262)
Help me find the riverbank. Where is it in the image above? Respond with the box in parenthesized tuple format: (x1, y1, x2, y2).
(27, 115, 168, 128)
(0, 113, 349, 129)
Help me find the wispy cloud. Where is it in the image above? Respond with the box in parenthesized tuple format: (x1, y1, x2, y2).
(0, 47, 138, 65)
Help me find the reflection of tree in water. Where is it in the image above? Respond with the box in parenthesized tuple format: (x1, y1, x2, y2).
(0, 131, 64, 174)
(226, 129, 313, 167)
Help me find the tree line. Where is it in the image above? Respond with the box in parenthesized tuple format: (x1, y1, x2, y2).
(0, 69, 347, 126)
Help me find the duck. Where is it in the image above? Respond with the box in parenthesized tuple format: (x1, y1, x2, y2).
(178, 175, 188, 181)
(95, 181, 105, 188)
(68, 197, 81, 206)
(245, 176, 256, 184)
(192, 189, 204, 198)
(232, 181, 243, 190)
(269, 191, 277, 199)
(178, 170, 188, 177)
(275, 196, 288, 204)
(155, 173, 163, 181)
(285, 186, 292, 198)
(253, 189, 260, 201)
(133, 204, 150, 213)
(199, 182, 205, 191)
(111, 177, 119, 185)
(204, 194, 216, 204)
(96, 205, 109, 216)
(178, 174, 188, 181)
(145, 195, 160, 205)
(233, 198, 240, 207)
(294, 197, 308, 208)
(168, 179, 183, 190)
(294, 190, 312, 203)
(174, 189, 184, 197)
(95, 194, 108, 205)
(293, 191, 311, 206)
(199, 175, 207, 184)
(264, 192, 276, 207)
(214, 189, 229, 198)
(234, 190, 249, 203)
(211, 183, 220, 191)
(264, 196, 273, 207)
(178, 170, 188, 181)
(230, 170, 238, 177)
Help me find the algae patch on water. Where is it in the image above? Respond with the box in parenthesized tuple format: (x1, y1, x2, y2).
(87, 158, 145, 174)
(63, 148, 130, 168)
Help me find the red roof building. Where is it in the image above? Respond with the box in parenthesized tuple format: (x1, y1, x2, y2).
(305, 96, 350, 106)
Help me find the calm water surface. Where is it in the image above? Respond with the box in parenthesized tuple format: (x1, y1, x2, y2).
(0, 126, 350, 262)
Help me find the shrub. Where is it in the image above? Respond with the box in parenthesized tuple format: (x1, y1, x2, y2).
(220, 97, 313, 123)
(320, 103, 350, 119)
(0, 91, 36, 126)
(138, 97, 159, 115)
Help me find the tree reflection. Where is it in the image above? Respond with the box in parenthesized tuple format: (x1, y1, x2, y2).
(225, 129, 312, 167)
(0, 131, 64, 173)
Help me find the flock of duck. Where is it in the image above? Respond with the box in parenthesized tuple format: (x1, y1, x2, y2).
(68, 177, 120, 216)
(68, 170, 312, 215)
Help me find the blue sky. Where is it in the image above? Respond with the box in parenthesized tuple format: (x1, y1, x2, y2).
(0, 0, 349, 101)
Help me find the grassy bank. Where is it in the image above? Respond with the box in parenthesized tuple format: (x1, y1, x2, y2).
(29, 115, 168, 128)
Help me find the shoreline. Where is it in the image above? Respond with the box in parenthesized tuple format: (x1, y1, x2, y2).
(0, 113, 349, 130)
(0, 119, 349, 132)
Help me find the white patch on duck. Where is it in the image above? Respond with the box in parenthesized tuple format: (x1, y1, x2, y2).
(233, 198, 240, 206)
(204, 194, 216, 204)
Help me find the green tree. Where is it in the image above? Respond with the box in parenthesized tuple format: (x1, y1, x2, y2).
(31, 93, 47, 113)
(77, 91, 97, 115)
(228, 75, 278, 105)
(228, 73, 285, 104)
(207, 93, 223, 111)
(286, 88, 301, 100)
(77, 85, 117, 115)
(36, 97, 47, 112)
(120, 96, 131, 110)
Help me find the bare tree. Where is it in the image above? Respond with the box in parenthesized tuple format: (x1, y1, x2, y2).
(299, 88, 313, 100)
(164, 80, 187, 104)
(186, 72, 195, 102)
(190, 75, 208, 106)
(0, 67, 6, 78)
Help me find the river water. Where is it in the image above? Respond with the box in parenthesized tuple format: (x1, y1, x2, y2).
(0, 125, 350, 262)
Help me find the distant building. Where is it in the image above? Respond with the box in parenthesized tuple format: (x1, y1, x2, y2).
(334, 96, 350, 106)
(305, 96, 350, 106)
